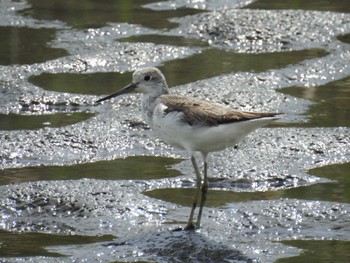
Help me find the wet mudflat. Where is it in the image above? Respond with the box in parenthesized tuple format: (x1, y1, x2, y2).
(0, 0, 349, 262)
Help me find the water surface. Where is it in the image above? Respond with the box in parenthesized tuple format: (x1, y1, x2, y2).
(0, 156, 182, 185)
(29, 48, 327, 94)
(246, 0, 350, 13)
(0, 112, 94, 130)
(280, 77, 350, 127)
(0, 0, 349, 262)
(0, 26, 68, 65)
(145, 162, 350, 206)
(278, 240, 350, 263)
(20, 0, 204, 29)
(0, 230, 114, 257)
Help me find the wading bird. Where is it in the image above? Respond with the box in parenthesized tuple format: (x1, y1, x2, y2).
(96, 67, 281, 230)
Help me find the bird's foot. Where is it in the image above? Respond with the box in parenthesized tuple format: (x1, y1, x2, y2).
(171, 222, 200, 231)
(172, 227, 184, 232)
(183, 222, 198, 231)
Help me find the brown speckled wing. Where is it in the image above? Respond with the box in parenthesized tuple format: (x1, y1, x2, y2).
(159, 95, 281, 127)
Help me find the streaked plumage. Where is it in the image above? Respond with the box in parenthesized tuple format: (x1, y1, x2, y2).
(160, 95, 278, 126)
(96, 67, 281, 230)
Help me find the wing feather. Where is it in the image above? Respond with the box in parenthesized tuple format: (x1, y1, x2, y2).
(159, 95, 281, 127)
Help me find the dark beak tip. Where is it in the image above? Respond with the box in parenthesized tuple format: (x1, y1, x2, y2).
(94, 97, 108, 105)
(93, 82, 138, 106)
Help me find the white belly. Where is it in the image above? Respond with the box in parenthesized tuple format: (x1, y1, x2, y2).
(151, 110, 278, 154)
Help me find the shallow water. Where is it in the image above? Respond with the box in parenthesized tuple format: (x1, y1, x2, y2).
(0, 0, 349, 262)
(277, 240, 350, 263)
(0, 26, 68, 65)
(0, 230, 114, 257)
(280, 77, 350, 127)
(29, 48, 327, 94)
(246, 0, 350, 13)
(0, 112, 94, 130)
(20, 0, 203, 29)
(0, 156, 182, 185)
(146, 162, 350, 205)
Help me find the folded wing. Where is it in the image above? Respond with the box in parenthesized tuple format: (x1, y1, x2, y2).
(160, 95, 281, 127)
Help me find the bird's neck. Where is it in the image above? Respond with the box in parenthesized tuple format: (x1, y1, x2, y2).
(141, 90, 168, 123)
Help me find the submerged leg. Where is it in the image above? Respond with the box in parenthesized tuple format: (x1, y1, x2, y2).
(196, 154, 208, 228)
(184, 155, 202, 230)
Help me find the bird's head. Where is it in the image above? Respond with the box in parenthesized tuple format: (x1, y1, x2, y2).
(95, 67, 169, 104)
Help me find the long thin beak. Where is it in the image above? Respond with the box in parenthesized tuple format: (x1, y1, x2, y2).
(95, 82, 139, 104)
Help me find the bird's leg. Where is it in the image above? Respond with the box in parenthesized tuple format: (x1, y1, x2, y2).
(184, 155, 202, 230)
(196, 155, 208, 228)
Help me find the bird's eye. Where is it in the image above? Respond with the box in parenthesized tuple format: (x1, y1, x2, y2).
(144, 75, 151, 81)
